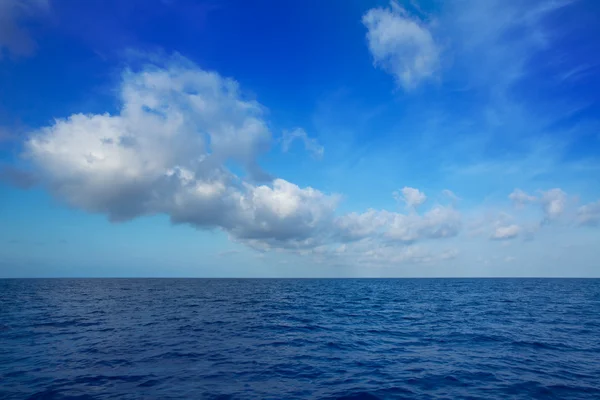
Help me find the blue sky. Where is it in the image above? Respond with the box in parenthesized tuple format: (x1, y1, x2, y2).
(1, 0, 599, 277)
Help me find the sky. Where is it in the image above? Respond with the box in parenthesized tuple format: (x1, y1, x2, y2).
(0, 0, 599, 278)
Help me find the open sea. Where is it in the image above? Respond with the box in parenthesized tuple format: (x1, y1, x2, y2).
(1, 278, 599, 399)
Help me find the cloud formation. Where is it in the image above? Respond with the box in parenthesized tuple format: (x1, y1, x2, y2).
(21, 55, 462, 266)
(509, 188, 569, 223)
(26, 56, 336, 246)
(362, 1, 439, 90)
(16, 55, 599, 269)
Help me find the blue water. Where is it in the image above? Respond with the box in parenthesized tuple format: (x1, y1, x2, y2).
(1, 279, 599, 399)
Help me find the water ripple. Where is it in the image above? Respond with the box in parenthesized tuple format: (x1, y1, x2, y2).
(1, 278, 599, 399)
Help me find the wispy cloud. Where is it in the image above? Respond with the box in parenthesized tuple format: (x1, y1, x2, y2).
(281, 128, 324, 159)
(577, 201, 600, 226)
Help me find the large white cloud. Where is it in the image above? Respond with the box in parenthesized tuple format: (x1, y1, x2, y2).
(25, 56, 337, 247)
(23, 56, 462, 261)
(362, 1, 439, 90)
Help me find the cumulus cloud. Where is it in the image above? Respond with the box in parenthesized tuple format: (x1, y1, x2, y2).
(509, 188, 571, 224)
(23, 55, 588, 269)
(21, 55, 462, 266)
(0, 0, 48, 59)
(577, 201, 600, 226)
(25, 56, 337, 247)
(362, 1, 439, 90)
(490, 224, 520, 240)
(394, 186, 427, 209)
(281, 128, 324, 159)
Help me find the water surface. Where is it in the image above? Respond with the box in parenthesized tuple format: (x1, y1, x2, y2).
(1, 278, 599, 399)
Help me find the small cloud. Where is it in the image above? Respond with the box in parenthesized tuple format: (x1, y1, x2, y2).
(281, 128, 324, 159)
(540, 188, 567, 221)
(393, 187, 427, 209)
(504, 256, 516, 263)
(490, 224, 520, 240)
(362, 1, 440, 90)
(509, 189, 536, 208)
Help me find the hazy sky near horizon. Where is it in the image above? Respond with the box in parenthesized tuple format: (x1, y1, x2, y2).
(1, 0, 599, 277)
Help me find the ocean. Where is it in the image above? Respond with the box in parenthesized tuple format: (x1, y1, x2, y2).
(1, 278, 599, 399)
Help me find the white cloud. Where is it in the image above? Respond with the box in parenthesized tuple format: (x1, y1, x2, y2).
(335, 209, 390, 242)
(335, 204, 461, 243)
(281, 128, 324, 158)
(362, 1, 439, 90)
(25, 56, 337, 248)
(490, 224, 520, 240)
(394, 186, 427, 209)
(509, 188, 537, 208)
(0, 0, 48, 59)
(23, 55, 461, 262)
(540, 188, 567, 221)
(387, 206, 461, 241)
(18, 54, 596, 271)
(577, 201, 600, 226)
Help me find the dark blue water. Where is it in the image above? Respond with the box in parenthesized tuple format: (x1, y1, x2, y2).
(1, 279, 599, 399)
